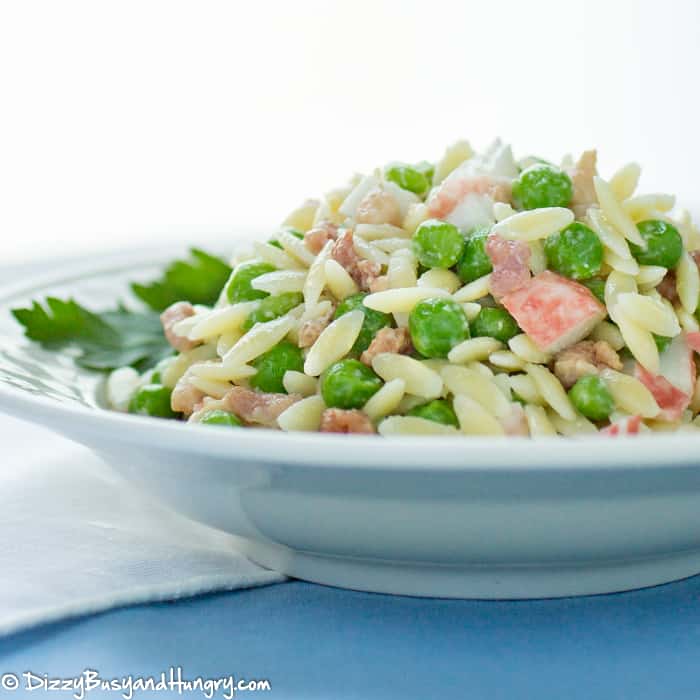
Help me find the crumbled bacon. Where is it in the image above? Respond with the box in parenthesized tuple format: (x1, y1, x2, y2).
(331, 229, 382, 291)
(223, 386, 301, 428)
(356, 259, 382, 291)
(298, 306, 335, 348)
(485, 233, 531, 299)
(319, 408, 376, 434)
(360, 327, 412, 366)
(171, 374, 205, 416)
(657, 271, 678, 303)
(553, 340, 623, 389)
(160, 301, 199, 352)
(355, 188, 402, 226)
(304, 221, 339, 255)
(566, 150, 598, 218)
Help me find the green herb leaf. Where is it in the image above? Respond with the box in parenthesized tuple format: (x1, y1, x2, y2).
(131, 248, 232, 312)
(12, 298, 173, 372)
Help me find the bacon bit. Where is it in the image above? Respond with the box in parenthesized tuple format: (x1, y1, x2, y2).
(485, 233, 531, 299)
(566, 150, 598, 218)
(657, 271, 678, 303)
(355, 188, 402, 226)
(223, 386, 301, 428)
(356, 259, 382, 291)
(298, 306, 336, 348)
(320, 408, 376, 434)
(427, 172, 511, 221)
(304, 221, 339, 255)
(553, 340, 623, 389)
(171, 374, 206, 416)
(601, 415, 642, 436)
(160, 301, 199, 352)
(331, 229, 382, 292)
(360, 327, 412, 366)
(501, 271, 607, 354)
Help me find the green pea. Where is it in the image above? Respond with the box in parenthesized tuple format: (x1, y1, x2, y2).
(249, 340, 304, 394)
(243, 292, 304, 331)
(128, 384, 178, 419)
(456, 227, 492, 283)
(334, 293, 393, 354)
(407, 399, 458, 427)
(412, 219, 465, 269)
(385, 162, 429, 195)
(321, 359, 383, 409)
(568, 375, 614, 421)
(409, 298, 470, 358)
(512, 164, 573, 210)
(582, 278, 606, 304)
(150, 370, 162, 384)
(225, 261, 277, 303)
(653, 334, 672, 353)
(471, 307, 520, 343)
(629, 220, 683, 268)
(199, 409, 243, 427)
(544, 222, 603, 280)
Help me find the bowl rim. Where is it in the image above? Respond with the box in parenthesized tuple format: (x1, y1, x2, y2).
(1, 246, 700, 473)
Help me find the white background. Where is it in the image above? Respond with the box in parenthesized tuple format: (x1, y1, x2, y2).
(1, 0, 699, 264)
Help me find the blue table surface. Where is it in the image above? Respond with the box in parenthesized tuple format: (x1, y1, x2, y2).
(2, 577, 700, 699)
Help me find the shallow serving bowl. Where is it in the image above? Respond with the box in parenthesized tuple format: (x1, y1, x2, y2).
(3, 248, 700, 599)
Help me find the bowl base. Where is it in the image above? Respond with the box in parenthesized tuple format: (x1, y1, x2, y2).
(235, 537, 700, 599)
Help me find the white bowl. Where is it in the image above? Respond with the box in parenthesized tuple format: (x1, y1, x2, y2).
(3, 249, 700, 599)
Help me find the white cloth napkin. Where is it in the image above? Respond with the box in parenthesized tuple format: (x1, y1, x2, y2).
(0, 415, 286, 636)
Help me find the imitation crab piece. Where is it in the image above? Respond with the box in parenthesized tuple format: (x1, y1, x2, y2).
(426, 141, 517, 232)
(601, 415, 642, 436)
(635, 333, 695, 422)
(686, 331, 700, 354)
(427, 170, 511, 232)
(500, 271, 607, 354)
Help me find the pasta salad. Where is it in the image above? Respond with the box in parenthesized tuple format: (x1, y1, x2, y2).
(104, 140, 700, 436)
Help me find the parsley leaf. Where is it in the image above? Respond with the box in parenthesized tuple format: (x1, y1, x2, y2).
(131, 248, 232, 312)
(12, 298, 173, 372)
